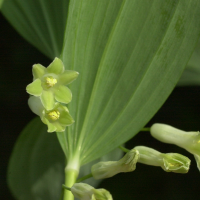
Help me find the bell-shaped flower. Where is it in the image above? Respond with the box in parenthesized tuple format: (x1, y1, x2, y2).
(135, 146, 190, 173)
(150, 123, 200, 171)
(26, 57, 79, 110)
(28, 96, 74, 132)
(71, 183, 113, 200)
(91, 149, 139, 179)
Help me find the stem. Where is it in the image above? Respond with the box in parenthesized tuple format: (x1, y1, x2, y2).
(63, 169, 78, 200)
(141, 127, 150, 132)
(62, 184, 71, 191)
(119, 146, 129, 153)
(76, 173, 93, 183)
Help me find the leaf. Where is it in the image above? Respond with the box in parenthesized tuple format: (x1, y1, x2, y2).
(178, 39, 200, 86)
(1, 0, 69, 58)
(7, 117, 65, 200)
(61, 0, 200, 165)
(8, 117, 123, 200)
(0, 0, 4, 8)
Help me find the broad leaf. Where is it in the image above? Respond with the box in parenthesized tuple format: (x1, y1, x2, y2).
(1, 0, 69, 58)
(178, 39, 200, 86)
(8, 117, 65, 200)
(0, 0, 4, 8)
(61, 0, 200, 165)
(8, 117, 123, 200)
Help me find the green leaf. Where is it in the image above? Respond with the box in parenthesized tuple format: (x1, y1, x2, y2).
(178, 39, 200, 86)
(8, 117, 122, 200)
(1, 0, 69, 58)
(61, 0, 200, 165)
(7, 117, 65, 200)
(0, 0, 4, 9)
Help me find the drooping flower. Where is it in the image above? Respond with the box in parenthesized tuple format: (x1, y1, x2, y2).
(91, 149, 139, 179)
(28, 96, 74, 132)
(135, 146, 190, 173)
(71, 183, 113, 200)
(150, 123, 199, 170)
(26, 57, 79, 110)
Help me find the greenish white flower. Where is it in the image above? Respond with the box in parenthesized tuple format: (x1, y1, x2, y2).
(28, 96, 74, 132)
(91, 149, 139, 179)
(71, 183, 113, 200)
(26, 57, 79, 110)
(135, 146, 190, 173)
(150, 123, 200, 171)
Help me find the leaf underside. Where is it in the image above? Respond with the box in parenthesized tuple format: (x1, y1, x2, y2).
(178, 39, 200, 86)
(1, 0, 69, 58)
(61, 0, 200, 165)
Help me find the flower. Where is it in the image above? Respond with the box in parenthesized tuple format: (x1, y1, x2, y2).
(91, 149, 139, 179)
(161, 153, 190, 173)
(71, 183, 113, 200)
(134, 146, 190, 173)
(71, 183, 93, 200)
(26, 57, 79, 110)
(28, 96, 74, 132)
(150, 123, 199, 170)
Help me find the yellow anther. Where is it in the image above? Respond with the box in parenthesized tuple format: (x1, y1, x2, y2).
(46, 76, 57, 87)
(48, 110, 60, 120)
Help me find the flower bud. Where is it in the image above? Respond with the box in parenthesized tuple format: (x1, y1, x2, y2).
(71, 183, 112, 200)
(134, 146, 190, 173)
(150, 123, 200, 170)
(161, 153, 190, 173)
(91, 149, 139, 179)
(92, 189, 113, 200)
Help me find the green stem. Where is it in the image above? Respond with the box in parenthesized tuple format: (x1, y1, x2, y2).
(62, 184, 71, 191)
(119, 146, 129, 153)
(141, 127, 150, 132)
(76, 173, 93, 183)
(63, 169, 78, 200)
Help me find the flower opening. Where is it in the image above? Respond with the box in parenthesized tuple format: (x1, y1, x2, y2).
(47, 110, 60, 121)
(46, 76, 57, 87)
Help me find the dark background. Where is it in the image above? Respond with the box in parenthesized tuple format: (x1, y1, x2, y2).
(1, 12, 200, 200)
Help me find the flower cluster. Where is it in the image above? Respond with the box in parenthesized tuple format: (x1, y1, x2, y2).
(91, 146, 190, 180)
(26, 57, 78, 132)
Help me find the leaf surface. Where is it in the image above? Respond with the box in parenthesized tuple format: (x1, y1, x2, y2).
(1, 0, 69, 58)
(61, 0, 200, 165)
(178, 39, 200, 86)
(7, 117, 65, 200)
(8, 117, 123, 200)
(0, 0, 4, 8)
